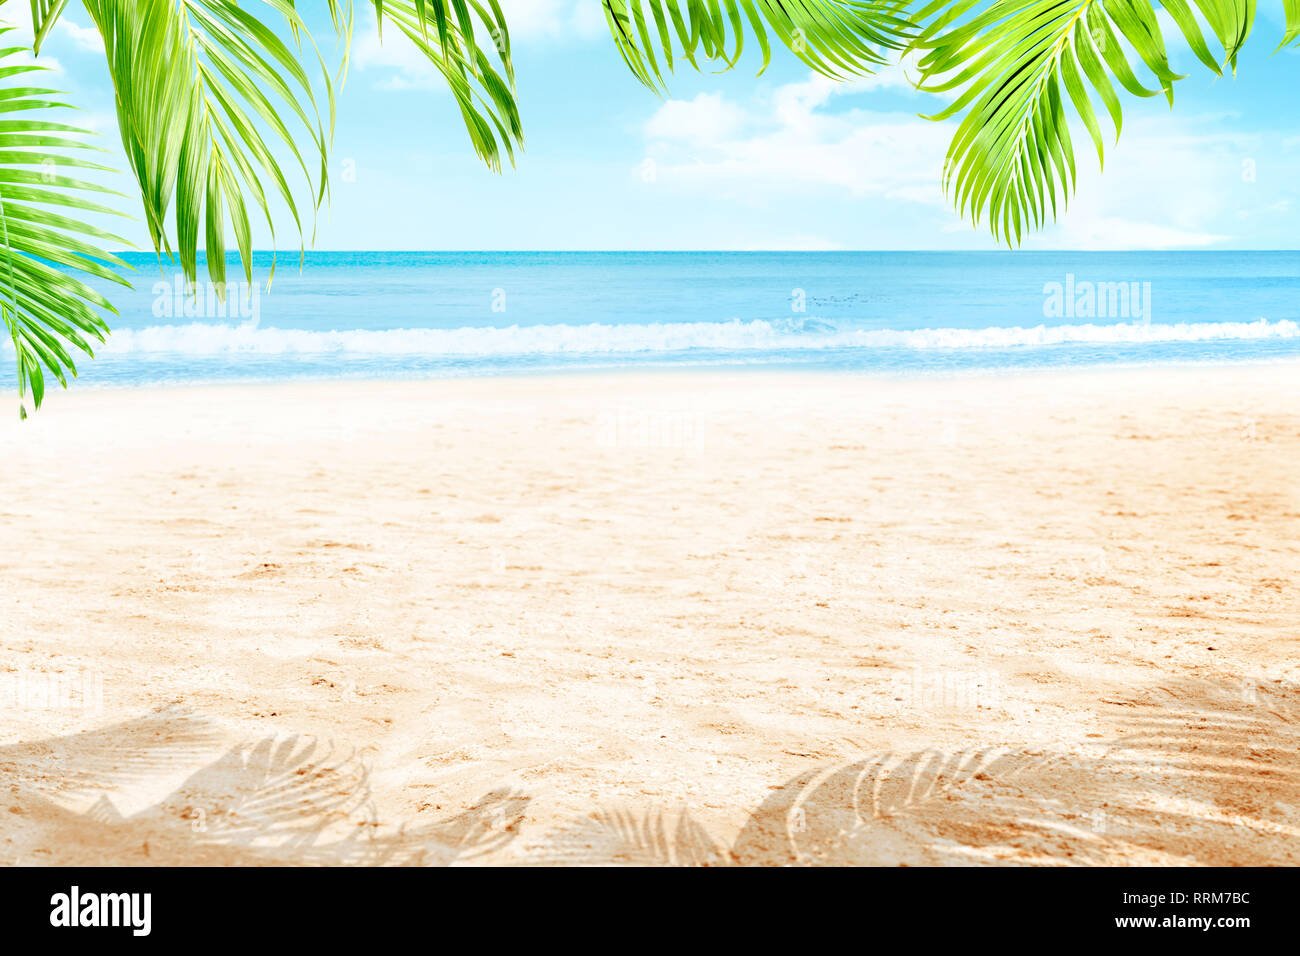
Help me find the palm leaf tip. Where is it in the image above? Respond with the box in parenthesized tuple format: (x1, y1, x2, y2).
(1279, 0, 1300, 51)
(29, 0, 73, 55)
(361, 0, 523, 171)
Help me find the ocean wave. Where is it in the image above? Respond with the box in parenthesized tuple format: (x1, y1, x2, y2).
(12, 317, 1300, 357)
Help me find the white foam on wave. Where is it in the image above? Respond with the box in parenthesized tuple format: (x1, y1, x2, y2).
(16, 317, 1300, 357)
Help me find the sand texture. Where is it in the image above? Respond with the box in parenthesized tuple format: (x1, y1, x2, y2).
(1, 364, 1298, 866)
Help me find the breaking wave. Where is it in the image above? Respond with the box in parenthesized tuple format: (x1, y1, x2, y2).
(79, 317, 1300, 356)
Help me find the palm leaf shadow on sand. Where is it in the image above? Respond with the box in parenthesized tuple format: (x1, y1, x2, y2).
(527, 807, 729, 867)
(0, 706, 223, 797)
(530, 678, 1300, 866)
(0, 707, 529, 866)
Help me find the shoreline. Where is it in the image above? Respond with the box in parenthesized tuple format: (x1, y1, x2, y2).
(10, 351, 1300, 406)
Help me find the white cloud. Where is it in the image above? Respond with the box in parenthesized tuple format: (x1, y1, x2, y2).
(2, 3, 38, 39)
(639, 68, 1300, 249)
(495, 0, 605, 41)
(1042, 118, 1269, 249)
(644, 93, 746, 143)
(76, 110, 120, 135)
(353, 26, 443, 90)
(58, 17, 105, 53)
(641, 72, 951, 204)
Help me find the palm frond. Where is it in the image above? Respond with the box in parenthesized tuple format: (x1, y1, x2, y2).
(602, 0, 915, 92)
(81, 0, 336, 290)
(1280, 0, 1300, 48)
(0, 26, 131, 417)
(1192, 0, 1255, 69)
(911, 0, 1253, 245)
(28, 0, 71, 55)
(354, 0, 522, 171)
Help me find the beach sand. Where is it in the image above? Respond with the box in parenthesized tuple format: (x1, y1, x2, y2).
(1, 364, 1298, 866)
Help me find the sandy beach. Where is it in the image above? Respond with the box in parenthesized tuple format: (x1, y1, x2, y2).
(1, 363, 1298, 866)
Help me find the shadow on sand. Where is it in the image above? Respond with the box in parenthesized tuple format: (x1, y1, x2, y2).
(0, 707, 529, 866)
(3, 677, 1296, 865)
(530, 677, 1300, 866)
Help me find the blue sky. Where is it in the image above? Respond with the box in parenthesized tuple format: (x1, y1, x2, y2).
(14, 1, 1300, 251)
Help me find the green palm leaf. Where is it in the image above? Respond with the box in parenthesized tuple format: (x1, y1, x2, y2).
(28, 0, 71, 54)
(361, 0, 522, 171)
(0, 26, 131, 417)
(911, 0, 1254, 244)
(602, 0, 915, 91)
(81, 0, 336, 290)
(1281, 0, 1300, 48)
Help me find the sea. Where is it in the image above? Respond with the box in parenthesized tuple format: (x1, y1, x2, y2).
(11, 250, 1300, 388)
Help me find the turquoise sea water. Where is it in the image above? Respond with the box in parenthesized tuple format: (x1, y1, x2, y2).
(11, 251, 1300, 387)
